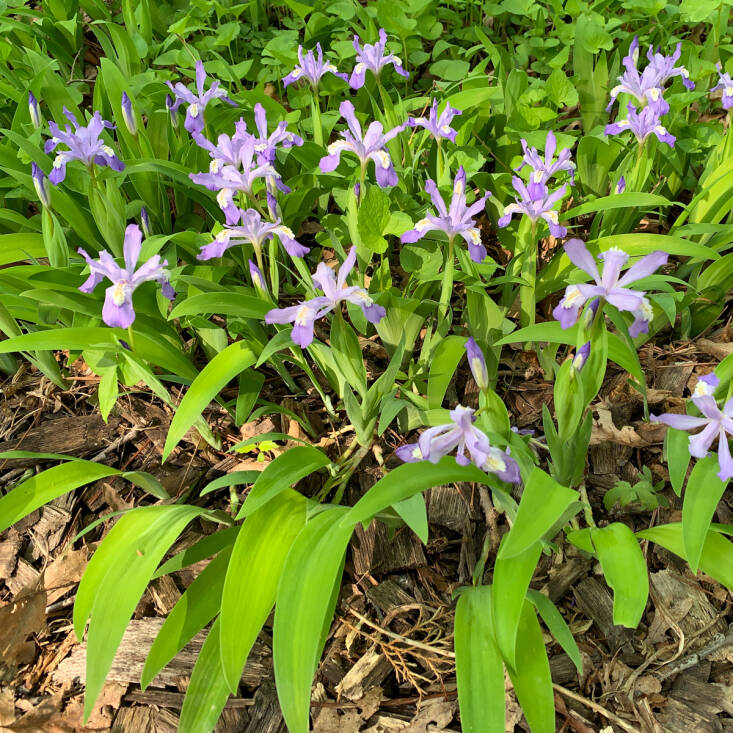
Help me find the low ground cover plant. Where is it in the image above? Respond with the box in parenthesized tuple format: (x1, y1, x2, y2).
(0, 0, 732, 730)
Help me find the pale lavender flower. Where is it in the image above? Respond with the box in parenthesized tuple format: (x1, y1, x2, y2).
(193, 122, 253, 170)
(140, 207, 150, 238)
(605, 103, 676, 148)
(165, 60, 236, 135)
(615, 176, 626, 194)
(465, 337, 489, 390)
(401, 166, 490, 263)
(165, 94, 178, 129)
(251, 104, 303, 163)
(282, 43, 348, 89)
(350, 29, 409, 89)
(319, 101, 405, 187)
(607, 36, 694, 115)
(31, 162, 50, 208)
(651, 388, 733, 481)
(29, 91, 41, 129)
(77, 223, 174, 329)
(198, 208, 309, 260)
(572, 342, 591, 373)
(552, 238, 667, 336)
(121, 92, 136, 135)
(395, 405, 520, 483)
(693, 373, 719, 398)
(711, 64, 733, 110)
(516, 130, 575, 186)
(264, 247, 385, 348)
(249, 260, 267, 294)
(44, 108, 124, 184)
(497, 177, 567, 238)
(408, 99, 461, 143)
(190, 134, 286, 224)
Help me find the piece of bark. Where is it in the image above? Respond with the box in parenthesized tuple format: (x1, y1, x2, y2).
(53, 618, 270, 689)
(0, 414, 120, 462)
(243, 680, 285, 733)
(112, 705, 155, 733)
(549, 654, 579, 685)
(335, 645, 392, 702)
(657, 697, 722, 733)
(29, 495, 74, 560)
(655, 365, 694, 396)
(671, 673, 733, 716)
(6, 558, 41, 598)
(589, 442, 632, 475)
(150, 576, 182, 616)
(366, 580, 415, 615)
(45, 546, 89, 605)
(573, 577, 634, 652)
(427, 486, 471, 534)
(0, 529, 21, 579)
(0, 584, 46, 682)
(546, 555, 593, 603)
(351, 521, 426, 576)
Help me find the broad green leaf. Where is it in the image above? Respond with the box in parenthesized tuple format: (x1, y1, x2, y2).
(343, 458, 490, 527)
(273, 508, 353, 733)
(427, 335, 467, 409)
(330, 313, 367, 398)
(221, 491, 306, 693)
(496, 322, 578, 347)
(77, 505, 203, 720)
(666, 427, 692, 496)
(199, 471, 260, 497)
(507, 601, 555, 733)
(162, 341, 256, 461)
(527, 589, 582, 674)
(492, 540, 542, 668)
(592, 523, 648, 628)
(152, 526, 240, 579)
(178, 618, 232, 733)
(564, 192, 671, 220)
(169, 293, 270, 321)
(682, 456, 729, 574)
(0, 460, 120, 534)
(499, 468, 578, 559)
(392, 493, 429, 544)
(236, 445, 330, 518)
(639, 522, 733, 589)
(121, 470, 169, 500)
(142, 546, 233, 690)
(455, 586, 504, 733)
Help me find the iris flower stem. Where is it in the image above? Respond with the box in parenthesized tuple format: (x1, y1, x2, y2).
(438, 235, 456, 321)
(518, 221, 538, 329)
(311, 93, 324, 148)
(126, 325, 135, 352)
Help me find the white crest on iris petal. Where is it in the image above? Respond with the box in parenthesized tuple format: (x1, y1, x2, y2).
(295, 305, 312, 325)
(210, 159, 221, 173)
(112, 281, 129, 306)
(648, 88, 661, 101)
(562, 286, 583, 308)
(291, 68, 302, 78)
(485, 451, 506, 473)
(189, 103, 200, 118)
(411, 446, 423, 459)
(327, 140, 349, 155)
(610, 85, 623, 97)
(102, 145, 115, 156)
(351, 289, 374, 306)
(255, 142, 268, 152)
(276, 225, 295, 238)
(655, 125, 669, 135)
(632, 47, 639, 64)
(638, 297, 653, 321)
(693, 379, 716, 397)
(466, 228, 481, 244)
(415, 218, 431, 232)
(373, 150, 391, 168)
(216, 189, 229, 208)
(393, 57, 403, 66)
(440, 124, 451, 134)
(546, 210, 559, 224)
(455, 178, 464, 195)
(53, 154, 64, 168)
(617, 120, 630, 128)
(354, 63, 366, 74)
(532, 170, 544, 183)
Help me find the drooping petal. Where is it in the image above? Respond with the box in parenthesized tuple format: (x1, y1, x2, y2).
(563, 238, 601, 283)
(102, 283, 136, 328)
(123, 223, 143, 272)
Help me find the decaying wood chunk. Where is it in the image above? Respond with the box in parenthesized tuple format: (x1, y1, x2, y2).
(52, 618, 271, 689)
(657, 696, 722, 733)
(0, 529, 21, 579)
(6, 557, 41, 598)
(366, 580, 416, 615)
(335, 645, 391, 702)
(546, 555, 593, 602)
(243, 680, 285, 733)
(352, 521, 427, 576)
(573, 577, 635, 653)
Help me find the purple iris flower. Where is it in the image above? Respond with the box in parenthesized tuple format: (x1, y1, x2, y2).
(140, 207, 151, 238)
(282, 43, 348, 88)
(249, 260, 267, 294)
(77, 223, 175, 329)
(465, 337, 489, 390)
(29, 91, 41, 129)
(31, 162, 50, 208)
(516, 130, 575, 186)
(615, 176, 626, 194)
(605, 103, 676, 148)
(408, 99, 462, 143)
(552, 238, 667, 336)
(395, 405, 520, 483)
(608, 36, 694, 115)
(165, 60, 236, 135)
(693, 373, 720, 398)
(350, 29, 409, 89)
(198, 208, 309, 260)
(264, 247, 386, 348)
(190, 134, 286, 224)
(319, 101, 405, 187)
(497, 177, 567, 238)
(651, 380, 733, 481)
(572, 342, 591, 373)
(44, 108, 124, 184)
(251, 104, 303, 163)
(121, 92, 136, 135)
(401, 166, 490, 263)
(711, 65, 733, 110)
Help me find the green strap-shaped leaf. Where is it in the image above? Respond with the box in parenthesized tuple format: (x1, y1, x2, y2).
(507, 600, 556, 733)
(666, 427, 692, 496)
(273, 508, 353, 733)
(178, 618, 233, 733)
(527, 589, 582, 674)
(169, 292, 270, 321)
(221, 490, 306, 693)
(76, 504, 203, 721)
(427, 335, 468, 409)
(639, 522, 733, 589)
(492, 540, 542, 669)
(498, 468, 578, 559)
(683, 456, 729, 573)
(236, 445, 330, 518)
(392, 493, 429, 544)
(455, 586, 504, 733)
(162, 341, 256, 461)
(0, 460, 121, 534)
(343, 458, 490, 527)
(563, 192, 672, 220)
(592, 523, 648, 628)
(152, 526, 240, 579)
(142, 545, 233, 690)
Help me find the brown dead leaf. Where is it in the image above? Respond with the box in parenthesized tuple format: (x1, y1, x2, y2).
(0, 693, 63, 732)
(0, 690, 14, 727)
(45, 547, 89, 605)
(590, 408, 649, 447)
(0, 581, 46, 682)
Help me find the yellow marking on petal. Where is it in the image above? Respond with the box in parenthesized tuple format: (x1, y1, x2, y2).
(277, 226, 295, 238)
(638, 298, 653, 321)
(216, 189, 230, 208)
(411, 446, 423, 459)
(562, 286, 583, 308)
(189, 103, 200, 118)
(467, 228, 481, 244)
(610, 85, 623, 97)
(726, 86, 733, 96)
(292, 68, 302, 78)
(354, 62, 366, 74)
(532, 170, 544, 183)
(415, 218, 431, 232)
(693, 380, 715, 397)
(632, 47, 639, 64)
(648, 88, 661, 101)
(295, 305, 311, 325)
(485, 453, 506, 473)
(112, 281, 128, 306)
(102, 145, 114, 156)
(455, 178, 464, 195)
(210, 159, 221, 173)
(327, 140, 349, 155)
(617, 120, 630, 128)
(53, 154, 64, 169)
(440, 125, 451, 134)
(546, 211, 559, 224)
(373, 150, 390, 168)
(654, 125, 668, 135)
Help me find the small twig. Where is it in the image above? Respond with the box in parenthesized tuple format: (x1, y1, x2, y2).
(89, 426, 142, 464)
(656, 622, 733, 681)
(552, 684, 641, 733)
